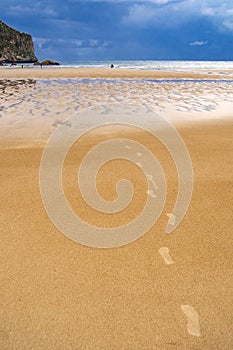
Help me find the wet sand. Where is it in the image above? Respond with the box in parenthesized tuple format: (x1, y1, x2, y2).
(0, 77, 232, 349)
(1, 66, 233, 80)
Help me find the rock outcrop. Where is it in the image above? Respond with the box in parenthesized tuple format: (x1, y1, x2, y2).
(34, 59, 60, 66)
(0, 21, 37, 63)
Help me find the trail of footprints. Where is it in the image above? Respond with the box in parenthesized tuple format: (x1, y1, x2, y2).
(159, 245, 201, 337)
(1, 77, 206, 339)
(119, 139, 202, 339)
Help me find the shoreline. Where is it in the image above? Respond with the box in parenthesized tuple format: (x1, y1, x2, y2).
(1, 66, 233, 79)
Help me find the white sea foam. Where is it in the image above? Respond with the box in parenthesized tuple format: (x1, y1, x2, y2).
(57, 60, 233, 72)
(9, 60, 233, 72)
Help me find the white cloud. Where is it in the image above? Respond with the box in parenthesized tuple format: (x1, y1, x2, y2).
(223, 20, 233, 31)
(73, 40, 83, 47)
(34, 37, 111, 50)
(190, 40, 208, 46)
(8, 3, 58, 16)
(123, 0, 233, 32)
(124, 4, 156, 25)
(123, 1, 195, 28)
(201, 7, 215, 16)
(34, 37, 50, 49)
(69, 0, 172, 2)
(226, 8, 233, 15)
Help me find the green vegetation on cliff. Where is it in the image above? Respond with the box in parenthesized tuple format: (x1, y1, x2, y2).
(0, 21, 37, 63)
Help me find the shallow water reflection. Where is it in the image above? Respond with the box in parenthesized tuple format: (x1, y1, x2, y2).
(0, 78, 233, 132)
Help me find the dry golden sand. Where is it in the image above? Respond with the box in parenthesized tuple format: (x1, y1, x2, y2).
(0, 72, 233, 348)
(0, 118, 232, 349)
(1, 66, 233, 80)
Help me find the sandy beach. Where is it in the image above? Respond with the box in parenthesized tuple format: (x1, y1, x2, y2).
(0, 71, 232, 349)
(1, 66, 233, 80)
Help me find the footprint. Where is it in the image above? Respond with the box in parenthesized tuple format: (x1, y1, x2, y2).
(147, 189, 157, 198)
(146, 174, 158, 189)
(167, 213, 176, 226)
(136, 161, 143, 168)
(181, 305, 201, 337)
(159, 247, 174, 265)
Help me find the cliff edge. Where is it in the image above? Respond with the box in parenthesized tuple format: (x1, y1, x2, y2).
(0, 21, 37, 63)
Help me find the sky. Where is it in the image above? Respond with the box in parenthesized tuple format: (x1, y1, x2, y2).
(1, 0, 233, 62)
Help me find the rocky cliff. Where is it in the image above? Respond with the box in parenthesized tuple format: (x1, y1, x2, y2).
(0, 21, 37, 63)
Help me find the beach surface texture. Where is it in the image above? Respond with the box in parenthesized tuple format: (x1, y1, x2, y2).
(0, 67, 232, 349)
(1, 66, 233, 79)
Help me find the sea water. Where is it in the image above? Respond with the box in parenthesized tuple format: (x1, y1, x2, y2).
(11, 60, 233, 72)
(59, 60, 233, 71)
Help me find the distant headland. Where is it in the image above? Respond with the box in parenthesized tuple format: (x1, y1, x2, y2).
(0, 21, 37, 63)
(0, 21, 59, 65)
